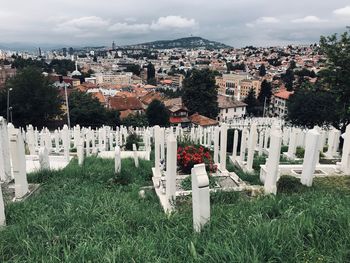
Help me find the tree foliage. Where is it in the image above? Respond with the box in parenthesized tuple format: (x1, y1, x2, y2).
(182, 69, 219, 119)
(121, 113, 149, 127)
(147, 63, 155, 81)
(259, 64, 266, 77)
(146, 99, 169, 127)
(0, 66, 62, 127)
(69, 90, 120, 128)
(258, 80, 272, 104)
(244, 89, 261, 116)
(287, 83, 338, 129)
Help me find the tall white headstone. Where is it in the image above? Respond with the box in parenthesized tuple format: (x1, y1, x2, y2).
(191, 163, 210, 232)
(263, 127, 282, 194)
(9, 129, 29, 199)
(246, 124, 258, 173)
(0, 117, 12, 181)
(166, 133, 177, 208)
(39, 146, 50, 170)
(219, 123, 228, 171)
(115, 146, 121, 175)
(301, 128, 321, 187)
(339, 124, 350, 174)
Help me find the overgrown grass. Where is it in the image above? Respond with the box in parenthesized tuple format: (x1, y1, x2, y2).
(1, 157, 350, 262)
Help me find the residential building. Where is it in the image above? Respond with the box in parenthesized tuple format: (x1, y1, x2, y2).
(270, 88, 294, 118)
(217, 94, 247, 122)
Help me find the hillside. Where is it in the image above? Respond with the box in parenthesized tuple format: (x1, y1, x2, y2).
(127, 36, 231, 49)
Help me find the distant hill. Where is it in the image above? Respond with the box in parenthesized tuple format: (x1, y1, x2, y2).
(126, 37, 231, 49)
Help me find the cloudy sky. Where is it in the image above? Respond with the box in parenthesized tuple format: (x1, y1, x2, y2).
(1, 0, 350, 48)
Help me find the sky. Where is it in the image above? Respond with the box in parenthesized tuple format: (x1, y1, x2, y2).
(0, 0, 350, 48)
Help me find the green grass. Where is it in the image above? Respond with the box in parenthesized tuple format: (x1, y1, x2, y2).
(1, 157, 350, 262)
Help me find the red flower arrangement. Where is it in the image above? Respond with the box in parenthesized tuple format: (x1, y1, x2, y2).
(177, 145, 217, 174)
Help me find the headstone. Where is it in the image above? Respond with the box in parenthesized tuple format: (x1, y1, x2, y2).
(246, 124, 258, 172)
(62, 125, 70, 162)
(263, 126, 282, 194)
(339, 124, 350, 174)
(231, 130, 239, 161)
(9, 129, 29, 199)
(0, 185, 5, 226)
(133, 143, 139, 168)
(166, 133, 177, 209)
(39, 146, 50, 170)
(213, 126, 220, 164)
(191, 163, 210, 232)
(0, 117, 12, 181)
(115, 146, 121, 175)
(154, 126, 161, 177)
(301, 128, 321, 187)
(240, 128, 248, 162)
(77, 136, 84, 166)
(219, 123, 227, 171)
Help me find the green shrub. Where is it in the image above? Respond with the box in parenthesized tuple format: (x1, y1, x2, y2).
(296, 147, 305, 158)
(277, 175, 308, 194)
(125, 133, 141, 150)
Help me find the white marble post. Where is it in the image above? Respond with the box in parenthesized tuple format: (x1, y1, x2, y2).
(160, 128, 165, 162)
(0, 185, 5, 226)
(258, 130, 264, 156)
(263, 127, 282, 194)
(133, 143, 139, 168)
(115, 146, 121, 175)
(191, 163, 210, 232)
(301, 128, 321, 187)
(285, 128, 299, 160)
(26, 125, 36, 155)
(39, 146, 50, 170)
(9, 129, 29, 199)
(153, 126, 161, 177)
(219, 123, 227, 171)
(231, 130, 239, 161)
(240, 128, 248, 162)
(246, 124, 258, 173)
(77, 136, 84, 166)
(0, 117, 12, 182)
(326, 128, 341, 158)
(62, 125, 70, 162)
(339, 124, 350, 174)
(166, 133, 177, 209)
(213, 126, 220, 164)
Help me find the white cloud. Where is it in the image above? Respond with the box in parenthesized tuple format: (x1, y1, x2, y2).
(108, 16, 196, 34)
(108, 22, 150, 34)
(246, 16, 279, 28)
(291, 16, 326, 23)
(333, 6, 350, 18)
(150, 16, 196, 30)
(54, 16, 109, 33)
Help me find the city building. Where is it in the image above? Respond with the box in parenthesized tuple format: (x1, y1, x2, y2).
(217, 94, 247, 122)
(270, 88, 294, 118)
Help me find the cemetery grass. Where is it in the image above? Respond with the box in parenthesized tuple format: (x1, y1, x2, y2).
(1, 158, 350, 262)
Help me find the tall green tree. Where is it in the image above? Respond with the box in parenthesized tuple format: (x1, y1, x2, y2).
(258, 80, 272, 104)
(287, 83, 338, 128)
(259, 64, 266, 76)
(147, 62, 155, 82)
(0, 66, 61, 127)
(282, 68, 295, 91)
(182, 69, 219, 119)
(244, 88, 261, 116)
(146, 99, 169, 126)
(318, 29, 350, 131)
(69, 91, 120, 128)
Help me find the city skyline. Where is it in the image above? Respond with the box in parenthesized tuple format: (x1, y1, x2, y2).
(0, 0, 350, 48)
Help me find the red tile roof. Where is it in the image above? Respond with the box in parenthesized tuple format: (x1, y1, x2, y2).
(189, 113, 219, 127)
(274, 89, 294, 100)
(109, 96, 143, 111)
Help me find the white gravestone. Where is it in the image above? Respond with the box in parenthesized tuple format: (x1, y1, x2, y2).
(191, 163, 210, 232)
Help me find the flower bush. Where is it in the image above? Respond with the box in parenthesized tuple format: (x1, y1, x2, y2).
(177, 145, 217, 174)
